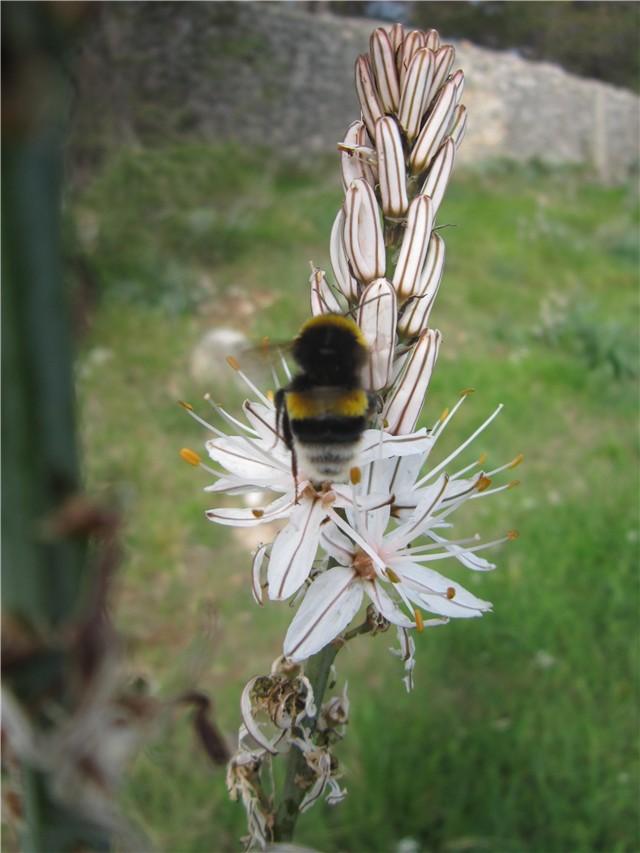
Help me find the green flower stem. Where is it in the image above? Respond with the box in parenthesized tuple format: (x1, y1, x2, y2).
(273, 642, 340, 842)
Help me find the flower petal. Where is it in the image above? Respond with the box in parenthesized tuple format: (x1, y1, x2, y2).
(207, 491, 294, 527)
(268, 497, 326, 600)
(365, 580, 414, 628)
(284, 567, 363, 661)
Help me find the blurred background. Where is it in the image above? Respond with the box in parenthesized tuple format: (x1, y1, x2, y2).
(3, 2, 639, 851)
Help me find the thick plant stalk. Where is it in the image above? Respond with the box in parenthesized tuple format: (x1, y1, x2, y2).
(1, 6, 109, 851)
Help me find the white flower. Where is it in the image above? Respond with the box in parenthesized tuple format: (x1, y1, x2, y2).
(284, 396, 521, 664)
(180, 376, 436, 603)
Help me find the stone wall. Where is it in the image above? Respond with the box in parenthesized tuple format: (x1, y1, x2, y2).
(71, 2, 639, 184)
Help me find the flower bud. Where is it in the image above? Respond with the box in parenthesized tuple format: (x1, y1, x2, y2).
(383, 328, 441, 434)
(339, 121, 377, 191)
(397, 233, 445, 337)
(375, 116, 409, 218)
(355, 54, 384, 139)
(420, 138, 455, 218)
(330, 208, 359, 301)
(369, 27, 400, 112)
(357, 277, 397, 391)
(409, 79, 457, 174)
(392, 194, 434, 299)
(398, 47, 435, 142)
(310, 266, 343, 317)
(342, 178, 386, 285)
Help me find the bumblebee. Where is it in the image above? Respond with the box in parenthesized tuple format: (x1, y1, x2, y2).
(275, 314, 374, 485)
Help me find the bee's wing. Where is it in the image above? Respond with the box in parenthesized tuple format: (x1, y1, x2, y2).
(239, 339, 295, 389)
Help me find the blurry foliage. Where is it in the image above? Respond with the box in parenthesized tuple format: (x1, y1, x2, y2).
(326, 1, 640, 92)
(410, 1, 640, 91)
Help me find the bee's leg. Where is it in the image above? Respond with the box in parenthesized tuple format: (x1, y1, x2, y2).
(290, 445, 300, 504)
(275, 391, 299, 502)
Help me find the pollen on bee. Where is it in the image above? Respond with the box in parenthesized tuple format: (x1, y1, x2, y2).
(177, 400, 194, 411)
(226, 355, 241, 371)
(350, 466, 362, 485)
(386, 568, 400, 583)
(446, 587, 456, 600)
(414, 609, 424, 633)
(180, 448, 201, 466)
(509, 453, 524, 469)
(476, 475, 492, 492)
(507, 529, 520, 540)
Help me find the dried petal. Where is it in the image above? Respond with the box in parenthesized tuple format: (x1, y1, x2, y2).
(392, 194, 434, 299)
(357, 278, 397, 391)
(375, 116, 409, 217)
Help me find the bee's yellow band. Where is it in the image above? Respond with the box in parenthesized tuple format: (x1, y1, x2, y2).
(286, 389, 369, 420)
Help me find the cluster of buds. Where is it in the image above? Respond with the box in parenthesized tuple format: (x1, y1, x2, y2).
(313, 25, 466, 380)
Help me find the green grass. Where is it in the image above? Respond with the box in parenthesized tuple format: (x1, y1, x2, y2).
(69, 146, 639, 853)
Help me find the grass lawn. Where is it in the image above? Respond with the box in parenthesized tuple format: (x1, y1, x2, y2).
(68, 144, 639, 853)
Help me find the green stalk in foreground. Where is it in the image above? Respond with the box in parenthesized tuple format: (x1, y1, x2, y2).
(2, 7, 150, 851)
